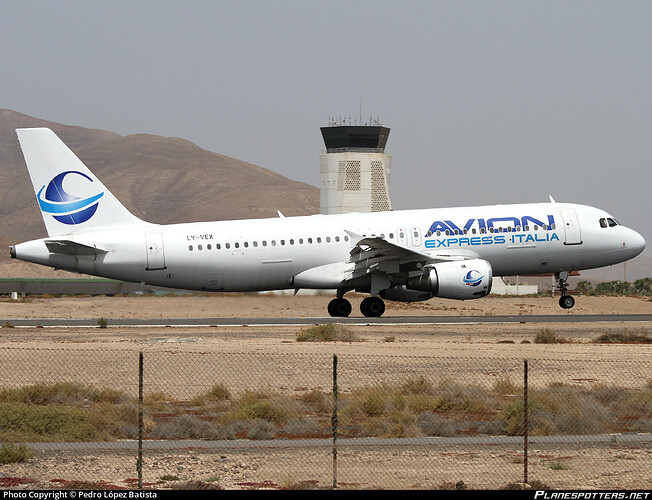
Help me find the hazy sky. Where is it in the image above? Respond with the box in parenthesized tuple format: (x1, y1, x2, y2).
(2, 1, 650, 255)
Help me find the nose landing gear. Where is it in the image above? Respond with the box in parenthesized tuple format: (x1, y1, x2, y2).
(556, 272, 575, 309)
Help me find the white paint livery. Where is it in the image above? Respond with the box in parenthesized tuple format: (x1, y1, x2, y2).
(10, 128, 646, 317)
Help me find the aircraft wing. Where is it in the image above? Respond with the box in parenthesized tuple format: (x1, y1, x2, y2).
(344, 230, 479, 282)
(292, 231, 480, 292)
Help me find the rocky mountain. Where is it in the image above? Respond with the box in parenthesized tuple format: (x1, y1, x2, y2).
(0, 109, 319, 244)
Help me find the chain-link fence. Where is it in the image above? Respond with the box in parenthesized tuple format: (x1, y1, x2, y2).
(0, 347, 649, 490)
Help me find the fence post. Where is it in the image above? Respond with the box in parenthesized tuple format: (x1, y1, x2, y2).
(523, 358, 529, 486)
(332, 354, 338, 490)
(137, 352, 144, 489)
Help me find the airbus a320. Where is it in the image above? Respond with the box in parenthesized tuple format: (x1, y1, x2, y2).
(10, 128, 646, 317)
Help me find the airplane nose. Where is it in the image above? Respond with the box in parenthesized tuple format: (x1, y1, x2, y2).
(630, 230, 646, 257)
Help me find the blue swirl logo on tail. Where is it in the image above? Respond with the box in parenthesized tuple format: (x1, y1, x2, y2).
(463, 270, 484, 287)
(37, 171, 104, 225)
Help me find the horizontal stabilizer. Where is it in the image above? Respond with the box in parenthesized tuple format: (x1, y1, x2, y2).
(45, 240, 108, 256)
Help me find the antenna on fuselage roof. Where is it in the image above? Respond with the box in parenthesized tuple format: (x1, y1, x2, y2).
(277, 210, 285, 218)
(549, 195, 557, 203)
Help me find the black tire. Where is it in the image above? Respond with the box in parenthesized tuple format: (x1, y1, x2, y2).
(335, 298, 352, 317)
(328, 298, 351, 317)
(559, 295, 575, 309)
(360, 297, 385, 317)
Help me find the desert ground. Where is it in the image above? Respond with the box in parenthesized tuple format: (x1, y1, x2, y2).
(0, 293, 650, 490)
(1, 291, 652, 320)
(0, 293, 650, 360)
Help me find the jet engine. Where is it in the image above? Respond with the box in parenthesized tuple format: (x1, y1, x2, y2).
(405, 259, 493, 300)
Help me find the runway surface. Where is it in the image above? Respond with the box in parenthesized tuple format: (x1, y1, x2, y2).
(26, 433, 649, 452)
(2, 314, 651, 327)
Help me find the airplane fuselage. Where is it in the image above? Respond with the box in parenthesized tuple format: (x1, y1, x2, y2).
(12, 202, 644, 293)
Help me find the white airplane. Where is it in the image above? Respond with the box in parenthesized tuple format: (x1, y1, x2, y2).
(10, 128, 646, 317)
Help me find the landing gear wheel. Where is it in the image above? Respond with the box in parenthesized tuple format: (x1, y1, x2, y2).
(555, 272, 575, 310)
(328, 298, 352, 317)
(360, 297, 386, 317)
(559, 295, 575, 309)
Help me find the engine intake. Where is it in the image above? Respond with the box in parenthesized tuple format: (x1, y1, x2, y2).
(406, 259, 493, 300)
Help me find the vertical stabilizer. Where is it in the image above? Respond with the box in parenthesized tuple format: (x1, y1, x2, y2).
(16, 128, 145, 236)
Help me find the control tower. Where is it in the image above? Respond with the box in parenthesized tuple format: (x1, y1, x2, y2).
(319, 119, 392, 214)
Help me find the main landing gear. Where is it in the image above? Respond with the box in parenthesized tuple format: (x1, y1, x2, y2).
(556, 272, 575, 309)
(327, 297, 352, 317)
(327, 294, 386, 317)
(360, 296, 385, 317)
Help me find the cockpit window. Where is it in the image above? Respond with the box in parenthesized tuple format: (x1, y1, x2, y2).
(600, 217, 619, 228)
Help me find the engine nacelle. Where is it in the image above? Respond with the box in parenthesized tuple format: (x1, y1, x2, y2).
(406, 259, 493, 300)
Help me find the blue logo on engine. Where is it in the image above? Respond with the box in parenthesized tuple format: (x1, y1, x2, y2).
(37, 171, 104, 225)
(463, 270, 483, 287)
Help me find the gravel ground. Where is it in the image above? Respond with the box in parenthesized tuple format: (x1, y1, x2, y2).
(0, 295, 650, 490)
